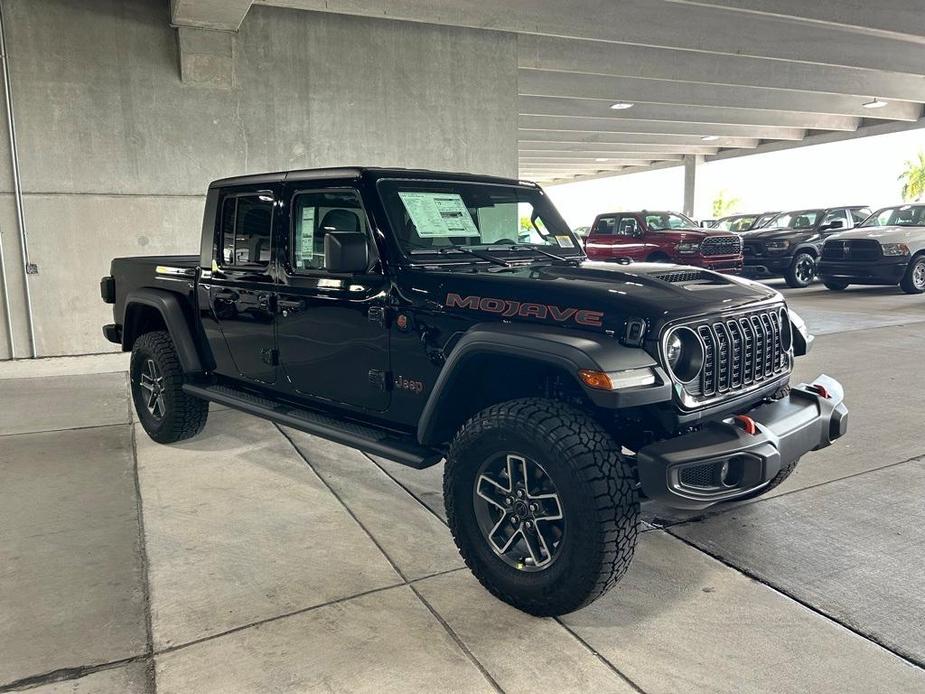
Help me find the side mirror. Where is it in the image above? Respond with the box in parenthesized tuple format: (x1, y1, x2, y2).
(822, 220, 844, 231)
(324, 231, 368, 273)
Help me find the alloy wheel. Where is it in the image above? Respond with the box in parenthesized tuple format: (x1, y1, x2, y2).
(913, 260, 925, 290)
(795, 255, 815, 285)
(138, 358, 166, 420)
(472, 453, 565, 571)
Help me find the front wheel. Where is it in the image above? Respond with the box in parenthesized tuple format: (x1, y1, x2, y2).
(900, 255, 925, 294)
(130, 331, 208, 443)
(444, 398, 639, 616)
(785, 252, 816, 288)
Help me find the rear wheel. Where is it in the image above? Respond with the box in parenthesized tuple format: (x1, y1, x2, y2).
(444, 398, 639, 616)
(130, 331, 208, 443)
(900, 255, 925, 294)
(823, 280, 849, 291)
(785, 252, 816, 288)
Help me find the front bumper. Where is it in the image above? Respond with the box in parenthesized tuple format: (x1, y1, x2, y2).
(742, 254, 792, 277)
(680, 254, 742, 274)
(636, 374, 847, 509)
(817, 258, 907, 285)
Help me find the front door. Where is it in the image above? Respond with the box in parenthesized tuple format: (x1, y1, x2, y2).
(208, 189, 278, 384)
(275, 187, 390, 412)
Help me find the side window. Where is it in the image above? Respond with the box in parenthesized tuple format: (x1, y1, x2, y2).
(850, 208, 871, 224)
(220, 195, 273, 267)
(617, 216, 639, 236)
(292, 189, 368, 272)
(592, 216, 617, 235)
(820, 209, 848, 228)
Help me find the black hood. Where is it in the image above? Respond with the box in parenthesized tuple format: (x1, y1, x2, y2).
(398, 260, 780, 337)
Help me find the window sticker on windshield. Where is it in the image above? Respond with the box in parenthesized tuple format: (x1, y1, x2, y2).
(555, 235, 575, 248)
(297, 206, 315, 267)
(398, 192, 480, 238)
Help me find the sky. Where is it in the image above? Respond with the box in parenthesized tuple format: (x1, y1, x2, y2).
(546, 127, 925, 228)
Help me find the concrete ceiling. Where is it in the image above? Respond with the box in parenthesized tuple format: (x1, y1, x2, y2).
(174, 0, 925, 183)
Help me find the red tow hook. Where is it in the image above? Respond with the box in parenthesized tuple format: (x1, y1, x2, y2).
(807, 383, 830, 399)
(734, 414, 757, 436)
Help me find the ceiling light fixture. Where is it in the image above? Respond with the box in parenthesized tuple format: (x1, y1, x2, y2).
(595, 157, 610, 162)
(701, 135, 719, 142)
(862, 98, 888, 109)
(610, 102, 634, 110)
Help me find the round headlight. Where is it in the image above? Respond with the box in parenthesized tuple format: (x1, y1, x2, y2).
(664, 327, 704, 383)
(779, 308, 793, 351)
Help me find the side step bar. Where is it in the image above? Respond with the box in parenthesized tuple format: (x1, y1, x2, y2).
(183, 383, 443, 469)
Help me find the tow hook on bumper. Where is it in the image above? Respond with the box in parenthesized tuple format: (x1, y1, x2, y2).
(636, 374, 848, 509)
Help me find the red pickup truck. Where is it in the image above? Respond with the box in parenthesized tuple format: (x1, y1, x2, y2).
(585, 211, 743, 274)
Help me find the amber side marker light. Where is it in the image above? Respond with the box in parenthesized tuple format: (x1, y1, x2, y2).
(579, 368, 657, 391)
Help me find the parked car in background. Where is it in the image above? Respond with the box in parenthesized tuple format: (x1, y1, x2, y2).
(572, 226, 591, 246)
(740, 206, 871, 288)
(818, 204, 925, 294)
(585, 210, 743, 273)
(714, 212, 779, 233)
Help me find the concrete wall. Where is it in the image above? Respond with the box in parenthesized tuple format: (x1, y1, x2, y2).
(0, 0, 518, 358)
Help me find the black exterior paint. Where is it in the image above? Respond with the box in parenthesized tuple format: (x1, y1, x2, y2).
(105, 168, 789, 442)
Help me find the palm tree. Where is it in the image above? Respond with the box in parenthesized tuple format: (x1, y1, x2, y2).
(712, 190, 740, 218)
(898, 151, 925, 202)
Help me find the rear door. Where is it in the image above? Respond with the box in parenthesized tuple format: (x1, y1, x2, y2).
(207, 188, 279, 384)
(586, 214, 646, 260)
(275, 185, 391, 412)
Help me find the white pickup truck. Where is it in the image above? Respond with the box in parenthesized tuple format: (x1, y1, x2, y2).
(818, 204, 925, 293)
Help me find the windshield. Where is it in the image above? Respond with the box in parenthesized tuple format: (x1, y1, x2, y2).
(715, 215, 758, 232)
(378, 179, 580, 259)
(645, 212, 695, 230)
(768, 210, 823, 230)
(754, 213, 778, 228)
(860, 205, 925, 228)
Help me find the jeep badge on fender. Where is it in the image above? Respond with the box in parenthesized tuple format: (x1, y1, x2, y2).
(102, 167, 847, 617)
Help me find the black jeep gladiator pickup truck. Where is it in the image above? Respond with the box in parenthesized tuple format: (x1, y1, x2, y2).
(102, 167, 847, 615)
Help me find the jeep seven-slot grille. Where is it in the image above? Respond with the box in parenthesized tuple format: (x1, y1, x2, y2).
(822, 239, 882, 262)
(700, 235, 742, 257)
(693, 309, 788, 399)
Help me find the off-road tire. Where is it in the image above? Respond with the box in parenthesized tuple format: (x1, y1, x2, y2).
(130, 331, 208, 443)
(737, 457, 800, 501)
(899, 255, 925, 294)
(785, 251, 816, 288)
(823, 280, 849, 291)
(444, 398, 639, 616)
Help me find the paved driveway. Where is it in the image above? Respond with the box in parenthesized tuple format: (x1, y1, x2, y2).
(1, 282, 923, 693)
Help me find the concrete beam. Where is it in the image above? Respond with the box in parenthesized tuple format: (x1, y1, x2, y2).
(263, 0, 925, 74)
(520, 142, 720, 155)
(519, 69, 923, 122)
(176, 26, 235, 88)
(519, 115, 807, 141)
(518, 35, 925, 103)
(171, 0, 253, 31)
(664, 0, 925, 42)
(520, 153, 682, 163)
(519, 130, 761, 149)
(519, 96, 861, 132)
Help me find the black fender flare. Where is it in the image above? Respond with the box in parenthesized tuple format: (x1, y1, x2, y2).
(417, 322, 670, 445)
(122, 288, 203, 374)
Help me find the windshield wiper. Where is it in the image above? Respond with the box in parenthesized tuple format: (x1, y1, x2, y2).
(495, 244, 582, 266)
(437, 246, 511, 267)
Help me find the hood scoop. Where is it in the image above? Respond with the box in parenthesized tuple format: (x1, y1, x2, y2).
(651, 269, 715, 283)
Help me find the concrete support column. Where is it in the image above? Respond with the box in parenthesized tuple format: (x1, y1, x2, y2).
(683, 154, 703, 218)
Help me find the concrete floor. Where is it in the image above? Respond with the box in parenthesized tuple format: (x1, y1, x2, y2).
(1, 280, 924, 693)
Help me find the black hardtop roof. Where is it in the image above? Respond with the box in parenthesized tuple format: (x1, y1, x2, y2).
(209, 167, 533, 189)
